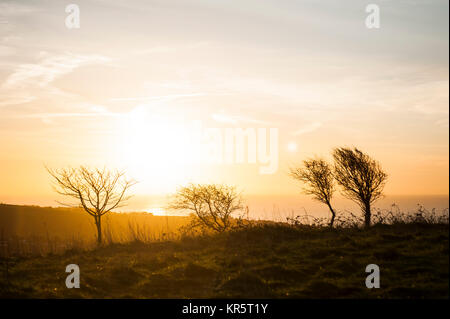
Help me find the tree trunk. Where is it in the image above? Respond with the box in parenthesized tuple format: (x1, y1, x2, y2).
(364, 202, 371, 228)
(95, 215, 102, 245)
(326, 202, 336, 228)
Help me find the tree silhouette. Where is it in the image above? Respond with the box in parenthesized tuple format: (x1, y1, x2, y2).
(47, 166, 136, 244)
(290, 158, 337, 227)
(332, 147, 387, 228)
(169, 183, 243, 232)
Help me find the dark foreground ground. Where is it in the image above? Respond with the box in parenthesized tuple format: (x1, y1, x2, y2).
(0, 223, 448, 298)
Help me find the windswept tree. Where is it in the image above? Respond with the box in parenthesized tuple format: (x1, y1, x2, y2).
(332, 147, 387, 228)
(289, 158, 337, 227)
(47, 166, 136, 244)
(168, 184, 243, 232)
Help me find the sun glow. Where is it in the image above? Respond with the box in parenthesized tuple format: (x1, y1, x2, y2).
(114, 105, 202, 193)
(146, 206, 166, 216)
(287, 142, 298, 152)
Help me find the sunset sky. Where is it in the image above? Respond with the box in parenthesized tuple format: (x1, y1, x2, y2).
(0, 0, 448, 208)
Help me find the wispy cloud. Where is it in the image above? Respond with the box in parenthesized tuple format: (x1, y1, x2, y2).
(5, 103, 121, 125)
(0, 94, 34, 107)
(3, 52, 112, 89)
(109, 93, 207, 102)
(0, 2, 38, 16)
(211, 112, 272, 125)
(292, 122, 322, 136)
(0, 52, 112, 109)
(15, 112, 117, 119)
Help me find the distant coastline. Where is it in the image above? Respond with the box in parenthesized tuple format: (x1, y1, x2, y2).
(1, 194, 448, 221)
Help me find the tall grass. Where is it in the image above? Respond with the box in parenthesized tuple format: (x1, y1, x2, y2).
(0, 218, 187, 258)
(286, 204, 449, 228)
(0, 204, 448, 258)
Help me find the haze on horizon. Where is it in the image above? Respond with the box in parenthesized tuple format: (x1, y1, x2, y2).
(0, 0, 448, 209)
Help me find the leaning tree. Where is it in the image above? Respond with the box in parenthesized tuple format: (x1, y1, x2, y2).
(289, 158, 337, 227)
(47, 166, 136, 244)
(332, 147, 387, 228)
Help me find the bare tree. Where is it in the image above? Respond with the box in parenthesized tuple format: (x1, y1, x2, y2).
(289, 158, 337, 227)
(332, 147, 387, 228)
(47, 166, 136, 244)
(168, 184, 243, 232)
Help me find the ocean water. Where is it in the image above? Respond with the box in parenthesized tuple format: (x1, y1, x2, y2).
(124, 194, 449, 222)
(4, 194, 447, 222)
(243, 194, 449, 222)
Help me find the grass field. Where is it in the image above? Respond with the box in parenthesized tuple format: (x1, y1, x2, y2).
(0, 204, 190, 256)
(1, 222, 448, 298)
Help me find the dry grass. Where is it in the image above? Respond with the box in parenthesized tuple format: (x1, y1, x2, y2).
(0, 222, 448, 298)
(0, 203, 448, 299)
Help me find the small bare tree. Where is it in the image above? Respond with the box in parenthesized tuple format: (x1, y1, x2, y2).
(332, 147, 387, 228)
(168, 184, 243, 232)
(289, 158, 337, 227)
(47, 166, 136, 244)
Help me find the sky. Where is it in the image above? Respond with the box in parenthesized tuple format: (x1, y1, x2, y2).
(0, 0, 448, 209)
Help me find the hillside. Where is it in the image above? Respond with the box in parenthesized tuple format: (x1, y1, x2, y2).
(0, 204, 191, 255)
(1, 222, 448, 298)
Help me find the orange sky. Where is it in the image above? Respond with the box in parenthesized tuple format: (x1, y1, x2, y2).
(0, 0, 448, 208)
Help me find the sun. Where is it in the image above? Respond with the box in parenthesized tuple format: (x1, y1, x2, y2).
(287, 141, 298, 152)
(113, 105, 202, 193)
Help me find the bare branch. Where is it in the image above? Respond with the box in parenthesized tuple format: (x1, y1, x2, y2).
(168, 183, 244, 232)
(46, 165, 136, 244)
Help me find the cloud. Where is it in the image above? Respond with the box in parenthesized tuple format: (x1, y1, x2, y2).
(109, 93, 207, 102)
(292, 122, 322, 136)
(0, 94, 34, 107)
(5, 103, 121, 125)
(3, 52, 112, 89)
(408, 80, 449, 115)
(0, 2, 38, 16)
(0, 52, 112, 109)
(211, 112, 272, 125)
(17, 112, 114, 119)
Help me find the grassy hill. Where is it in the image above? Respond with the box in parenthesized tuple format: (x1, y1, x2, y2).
(0, 204, 190, 255)
(1, 222, 448, 298)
